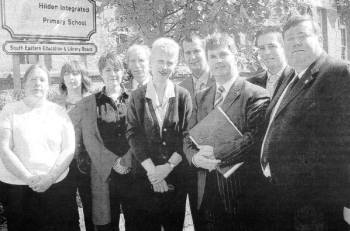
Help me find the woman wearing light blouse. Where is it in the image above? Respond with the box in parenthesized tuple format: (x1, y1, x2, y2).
(0, 64, 79, 231)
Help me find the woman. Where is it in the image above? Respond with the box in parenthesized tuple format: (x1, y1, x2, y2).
(72, 52, 134, 231)
(50, 60, 94, 231)
(126, 38, 192, 231)
(0, 64, 79, 231)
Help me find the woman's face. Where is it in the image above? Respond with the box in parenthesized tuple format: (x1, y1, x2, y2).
(63, 71, 82, 91)
(24, 68, 49, 99)
(100, 61, 123, 88)
(128, 48, 149, 83)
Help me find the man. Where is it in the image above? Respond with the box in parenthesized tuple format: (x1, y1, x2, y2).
(124, 44, 151, 91)
(179, 34, 215, 230)
(179, 35, 215, 99)
(248, 27, 295, 99)
(261, 15, 350, 230)
(184, 33, 270, 231)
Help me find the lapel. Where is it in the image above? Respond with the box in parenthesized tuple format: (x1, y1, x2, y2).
(274, 53, 327, 118)
(220, 77, 243, 113)
(257, 71, 268, 88)
(85, 95, 104, 144)
(199, 83, 216, 117)
(266, 66, 295, 118)
(163, 84, 177, 128)
(206, 72, 216, 87)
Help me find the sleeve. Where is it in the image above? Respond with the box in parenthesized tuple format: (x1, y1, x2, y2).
(214, 88, 270, 166)
(126, 93, 149, 163)
(0, 104, 14, 130)
(183, 94, 200, 165)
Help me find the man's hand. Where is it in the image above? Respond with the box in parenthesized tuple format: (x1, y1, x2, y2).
(113, 158, 130, 175)
(152, 179, 169, 193)
(30, 174, 53, 193)
(193, 145, 221, 171)
(147, 164, 172, 184)
(343, 207, 350, 225)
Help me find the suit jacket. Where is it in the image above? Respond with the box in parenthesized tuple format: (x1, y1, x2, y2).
(126, 83, 192, 212)
(263, 52, 350, 228)
(183, 77, 270, 213)
(179, 73, 215, 100)
(71, 93, 132, 225)
(248, 65, 295, 100)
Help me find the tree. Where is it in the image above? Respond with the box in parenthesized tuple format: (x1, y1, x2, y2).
(96, 0, 301, 71)
(334, 0, 350, 23)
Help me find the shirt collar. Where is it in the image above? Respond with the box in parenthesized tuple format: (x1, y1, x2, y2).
(145, 79, 175, 104)
(297, 68, 308, 79)
(97, 85, 129, 100)
(192, 66, 210, 85)
(132, 74, 151, 89)
(267, 64, 287, 79)
(216, 74, 237, 93)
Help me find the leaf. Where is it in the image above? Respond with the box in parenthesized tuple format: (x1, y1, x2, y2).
(227, 0, 237, 5)
(240, 5, 249, 19)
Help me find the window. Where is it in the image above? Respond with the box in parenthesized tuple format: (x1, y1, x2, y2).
(19, 55, 38, 64)
(340, 25, 347, 60)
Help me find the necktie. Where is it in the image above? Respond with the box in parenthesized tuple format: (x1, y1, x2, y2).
(266, 74, 279, 96)
(137, 83, 143, 89)
(214, 86, 225, 108)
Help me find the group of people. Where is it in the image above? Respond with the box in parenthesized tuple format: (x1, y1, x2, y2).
(0, 14, 350, 231)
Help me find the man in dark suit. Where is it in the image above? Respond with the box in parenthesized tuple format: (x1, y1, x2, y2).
(248, 26, 294, 99)
(179, 35, 215, 99)
(184, 33, 270, 231)
(261, 15, 350, 230)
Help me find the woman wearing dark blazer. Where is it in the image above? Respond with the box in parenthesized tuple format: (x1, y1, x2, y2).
(126, 38, 192, 231)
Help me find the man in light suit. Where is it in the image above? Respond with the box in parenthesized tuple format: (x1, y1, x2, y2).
(179, 34, 215, 230)
(184, 33, 270, 231)
(261, 15, 350, 230)
(179, 34, 215, 99)
(248, 26, 295, 100)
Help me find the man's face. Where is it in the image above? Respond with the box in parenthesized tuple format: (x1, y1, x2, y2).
(128, 47, 150, 83)
(183, 39, 208, 73)
(151, 49, 177, 83)
(257, 33, 286, 73)
(207, 45, 238, 83)
(284, 21, 323, 72)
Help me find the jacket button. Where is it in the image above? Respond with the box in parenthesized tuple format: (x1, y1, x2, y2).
(118, 134, 121, 137)
(162, 142, 166, 146)
(163, 128, 167, 132)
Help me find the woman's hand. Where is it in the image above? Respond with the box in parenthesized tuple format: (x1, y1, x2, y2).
(152, 179, 168, 193)
(26, 174, 41, 188)
(147, 164, 172, 184)
(30, 174, 54, 193)
(113, 158, 130, 174)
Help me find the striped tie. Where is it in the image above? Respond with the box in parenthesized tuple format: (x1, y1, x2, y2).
(214, 86, 225, 108)
(137, 83, 143, 89)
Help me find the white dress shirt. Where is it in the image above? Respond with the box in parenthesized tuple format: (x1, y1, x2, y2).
(192, 67, 210, 93)
(132, 74, 151, 91)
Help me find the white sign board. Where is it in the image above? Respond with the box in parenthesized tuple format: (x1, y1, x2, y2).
(1, 0, 96, 40)
(3, 41, 97, 55)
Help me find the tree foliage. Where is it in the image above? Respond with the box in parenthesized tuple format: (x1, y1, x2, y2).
(334, 0, 350, 24)
(96, 0, 302, 71)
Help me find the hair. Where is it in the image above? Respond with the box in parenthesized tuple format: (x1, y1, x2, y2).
(181, 34, 206, 53)
(282, 15, 321, 38)
(206, 33, 238, 56)
(256, 26, 284, 46)
(59, 60, 91, 94)
(151, 37, 180, 63)
(23, 63, 50, 85)
(126, 44, 151, 64)
(98, 52, 124, 73)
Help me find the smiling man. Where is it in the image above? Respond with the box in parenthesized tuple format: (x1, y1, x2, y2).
(179, 35, 215, 99)
(184, 33, 270, 231)
(261, 15, 350, 230)
(249, 26, 295, 99)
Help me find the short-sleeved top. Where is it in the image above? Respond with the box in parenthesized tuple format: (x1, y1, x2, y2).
(0, 100, 74, 185)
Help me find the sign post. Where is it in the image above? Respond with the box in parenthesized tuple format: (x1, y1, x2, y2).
(1, 0, 97, 93)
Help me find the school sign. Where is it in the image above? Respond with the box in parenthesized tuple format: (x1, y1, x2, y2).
(1, 0, 96, 40)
